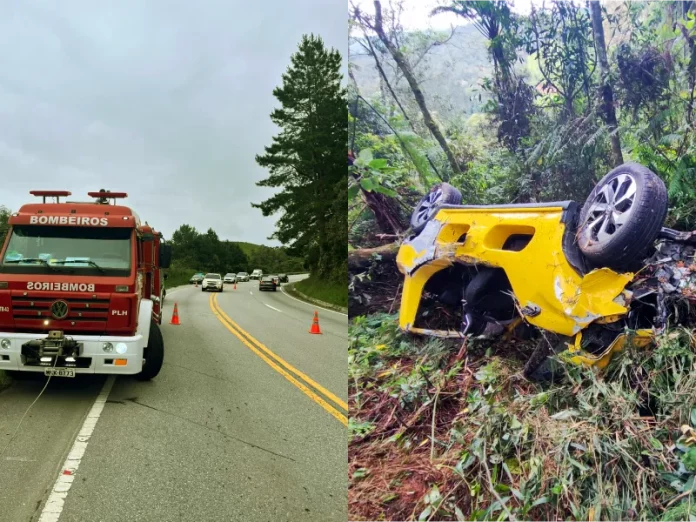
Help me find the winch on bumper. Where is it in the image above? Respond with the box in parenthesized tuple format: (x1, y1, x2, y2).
(0, 329, 145, 374)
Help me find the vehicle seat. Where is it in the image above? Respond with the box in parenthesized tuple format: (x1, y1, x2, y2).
(464, 267, 516, 320)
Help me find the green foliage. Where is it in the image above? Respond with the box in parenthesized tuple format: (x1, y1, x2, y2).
(253, 34, 346, 284)
(0, 206, 9, 247)
(169, 223, 303, 275)
(349, 4, 696, 519)
(162, 263, 198, 288)
(350, 317, 696, 520)
(524, 0, 596, 116)
(292, 274, 347, 308)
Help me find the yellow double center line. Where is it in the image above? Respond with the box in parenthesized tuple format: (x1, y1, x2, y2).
(209, 293, 348, 426)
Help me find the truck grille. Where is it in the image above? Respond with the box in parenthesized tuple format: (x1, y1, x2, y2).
(11, 295, 110, 331)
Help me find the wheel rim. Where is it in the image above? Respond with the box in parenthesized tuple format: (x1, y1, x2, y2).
(582, 173, 637, 244)
(413, 187, 443, 228)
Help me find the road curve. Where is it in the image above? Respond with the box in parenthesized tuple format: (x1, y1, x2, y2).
(0, 278, 347, 522)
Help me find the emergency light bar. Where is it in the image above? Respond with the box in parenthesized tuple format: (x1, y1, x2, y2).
(87, 191, 128, 198)
(88, 190, 128, 204)
(29, 190, 72, 203)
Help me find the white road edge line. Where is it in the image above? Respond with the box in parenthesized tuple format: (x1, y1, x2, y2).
(279, 286, 348, 317)
(264, 304, 283, 313)
(38, 376, 116, 522)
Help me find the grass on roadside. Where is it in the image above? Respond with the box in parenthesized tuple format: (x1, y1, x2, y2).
(292, 275, 347, 308)
(349, 313, 696, 521)
(164, 266, 197, 288)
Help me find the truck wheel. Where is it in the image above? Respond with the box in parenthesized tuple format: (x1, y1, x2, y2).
(201, 287, 205, 292)
(411, 182, 462, 234)
(135, 320, 164, 381)
(577, 163, 668, 271)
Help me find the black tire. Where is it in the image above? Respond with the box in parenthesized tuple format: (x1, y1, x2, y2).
(136, 321, 164, 381)
(578, 163, 668, 271)
(201, 287, 205, 292)
(411, 182, 462, 233)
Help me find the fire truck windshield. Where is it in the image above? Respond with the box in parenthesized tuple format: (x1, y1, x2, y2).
(1, 225, 132, 276)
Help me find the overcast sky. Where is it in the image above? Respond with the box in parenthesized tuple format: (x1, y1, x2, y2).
(0, 0, 346, 245)
(351, 0, 544, 31)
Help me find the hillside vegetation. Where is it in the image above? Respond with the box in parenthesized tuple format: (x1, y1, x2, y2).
(348, 0, 696, 520)
(165, 223, 305, 287)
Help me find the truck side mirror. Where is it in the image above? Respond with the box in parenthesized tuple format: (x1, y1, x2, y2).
(159, 244, 172, 269)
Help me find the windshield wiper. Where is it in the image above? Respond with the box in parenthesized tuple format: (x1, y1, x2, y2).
(52, 260, 106, 274)
(5, 258, 56, 271)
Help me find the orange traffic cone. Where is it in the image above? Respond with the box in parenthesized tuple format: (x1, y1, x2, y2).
(309, 311, 322, 334)
(170, 303, 181, 325)
(234, 282, 237, 290)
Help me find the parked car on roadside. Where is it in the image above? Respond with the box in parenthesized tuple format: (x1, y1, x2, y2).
(202, 273, 223, 292)
(189, 272, 205, 284)
(259, 275, 277, 291)
(236, 272, 249, 282)
(224, 273, 236, 284)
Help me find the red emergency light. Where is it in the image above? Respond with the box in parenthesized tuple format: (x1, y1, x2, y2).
(29, 190, 72, 203)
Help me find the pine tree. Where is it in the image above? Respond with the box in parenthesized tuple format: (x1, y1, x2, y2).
(253, 34, 347, 282)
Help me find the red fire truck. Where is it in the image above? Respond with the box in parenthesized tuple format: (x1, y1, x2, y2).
(0, 189, 171, 380)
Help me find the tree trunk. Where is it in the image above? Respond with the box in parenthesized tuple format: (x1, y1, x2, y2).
(349, 155, 407, 235)
(363, 33, 415, 133)
(348, 242, 399, 270)
(372, 0, 461, 179)
(590, 1, 623, 166)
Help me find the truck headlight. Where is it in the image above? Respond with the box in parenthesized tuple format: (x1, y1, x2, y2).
(0, 339, 10, 350)
(102, 342, 114, 352)
(115, 343, 127, 354)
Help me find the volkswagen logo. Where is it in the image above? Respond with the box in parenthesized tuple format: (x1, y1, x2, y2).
(50, 300, 69, 320)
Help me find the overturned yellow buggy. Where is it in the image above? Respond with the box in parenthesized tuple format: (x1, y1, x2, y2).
(396, 163, 679, 380)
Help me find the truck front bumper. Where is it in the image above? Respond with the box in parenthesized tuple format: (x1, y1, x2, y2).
(0, 332, 145, 375)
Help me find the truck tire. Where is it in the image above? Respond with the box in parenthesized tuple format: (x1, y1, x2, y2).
(411, 182, 462, 234)
(577, 163, 668, 271)
(135, 320, 164, 381)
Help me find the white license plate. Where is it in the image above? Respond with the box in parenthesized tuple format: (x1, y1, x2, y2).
(44, 368, 76, 378)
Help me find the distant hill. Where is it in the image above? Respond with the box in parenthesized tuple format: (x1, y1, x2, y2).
(350, 24, 495, 120)
(232, 241, 266, 259)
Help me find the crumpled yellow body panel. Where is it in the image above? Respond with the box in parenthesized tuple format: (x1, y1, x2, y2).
(397, 205, 634, 338)
(566, 329, 654, 369)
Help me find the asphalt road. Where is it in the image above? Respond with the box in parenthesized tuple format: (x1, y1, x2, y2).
(0, 275, 347, 521)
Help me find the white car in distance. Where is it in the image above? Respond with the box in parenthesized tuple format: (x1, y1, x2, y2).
(202, 273, 223, 292)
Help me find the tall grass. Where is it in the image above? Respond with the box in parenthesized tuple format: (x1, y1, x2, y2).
(349, 315, 696, 521)
(292, 275, 347, 308)
(164, 266, 198, 288)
